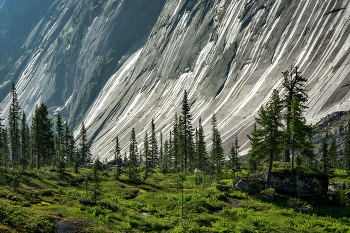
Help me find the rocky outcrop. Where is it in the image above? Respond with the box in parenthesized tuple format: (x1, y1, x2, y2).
(266, 173, 326, 197)
(233, 177, 262, 194)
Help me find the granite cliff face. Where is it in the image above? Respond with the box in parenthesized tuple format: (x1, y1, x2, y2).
(0, 0, 165, 127)
(1, 0, 350, 161)
(82, 0, 350, 160)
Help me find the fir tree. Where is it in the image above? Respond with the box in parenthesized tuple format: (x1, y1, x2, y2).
(247, 123, 260, 173)
(321, 132, 330, 196)
(150, 119, 159, 168)
(128, 127, 139, 181)
(196, 117, 207, 172)
(329, 138, 337, 169)
(289, 97, 314, 170)
(211, 114, 224, 181)
(282, 66, 308, 162)
(163, 139, 169, 173)
(113, 136, 122, 179)
(172, 114, 180, 171)
(228, 137, 240, 178)
(31, 105, 43, 169)
(79, 121, 91, 167)
(9, 82, 21, 169)
(254, 89, 284, 188)
(144, 131, 151, 179)
(56, 113, 64, 165)
(181, 90, 194, 171)
(159, 132, 165, 173)
(20, 112, 30, 170)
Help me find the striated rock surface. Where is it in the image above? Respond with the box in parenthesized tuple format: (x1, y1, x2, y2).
(1, 0, 350, 161)
(79, 0, 350, 160)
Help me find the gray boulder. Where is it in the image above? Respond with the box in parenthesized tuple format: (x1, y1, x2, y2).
(235, 179, 255, 193)
(264, 173, 325, 197)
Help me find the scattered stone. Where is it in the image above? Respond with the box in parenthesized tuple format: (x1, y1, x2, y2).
(328, 182, 348, 192)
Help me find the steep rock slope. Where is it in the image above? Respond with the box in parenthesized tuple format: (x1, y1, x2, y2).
(0, 0, 165, 126)
(0, 0, 55, 81)
(83, 0, 350, 160)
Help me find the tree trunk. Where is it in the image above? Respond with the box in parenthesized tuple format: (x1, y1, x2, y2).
(266, 154, 273, 188)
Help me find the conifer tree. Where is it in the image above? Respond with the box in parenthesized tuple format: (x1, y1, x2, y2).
(321, 132, 330, 196)
(144, 131, 151, 179)
(160, 131, 164, 172)
(282, 66, 308, 162)
(289, 97, 314, 170)
(79, 121, 91, 166)
(56, 113, 64, 165)
(247, 123, 260, 173)
(172, 114, 180, 171)
(31, 105, 43, 169)
(128, 127, 139, 181)
(254, 90, 284, 188)
(210, 114, 224, 180)
(9, 82, 21, 169)
(163, 139, 169, 173)
(181, 90, 194, 171)
(20, 112, 30, 170)
(228, 137, 240, 178)
(113, 136, 122, 179)
(150, 119, 159, 168)
(196, 117, 207, 172)
(329, 138, 337, 169)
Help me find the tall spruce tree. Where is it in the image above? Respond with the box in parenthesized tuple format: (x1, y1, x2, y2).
(56, 113, 64, 165)
(113, 136, 122, 179)
(150, 119, 159, 168)
(172, 114, 180, 171)
(247, 123, 260, 173)
(329, 138, 337, 169)
(289, 97, 314, 170)
(228, 137, 240, 178)
(181, 90, 194, 171)
(254, 89, 284, 188)
(20, 112, 30, 170)
(128, 127, 139, 181)
(196, 117, 207, 172)
(282, 66, 308, 162)
(143, 131, 151, 179)
(9, 82, 21, 169)
(163, 139, 169, 173)
(31, 105, 43, 169)
(211, 114, 224, 181)
(79, 121, 91, 167)
(321, 132, 330, 196)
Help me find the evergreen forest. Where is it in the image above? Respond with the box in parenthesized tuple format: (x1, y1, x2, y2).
(0, 67, 350, 232)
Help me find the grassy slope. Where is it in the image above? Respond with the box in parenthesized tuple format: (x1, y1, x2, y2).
(0, 168, 349, 232)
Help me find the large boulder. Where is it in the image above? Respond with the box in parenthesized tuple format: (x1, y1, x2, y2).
(234, 177, 259, 193)
(264, 172, 326, 197)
